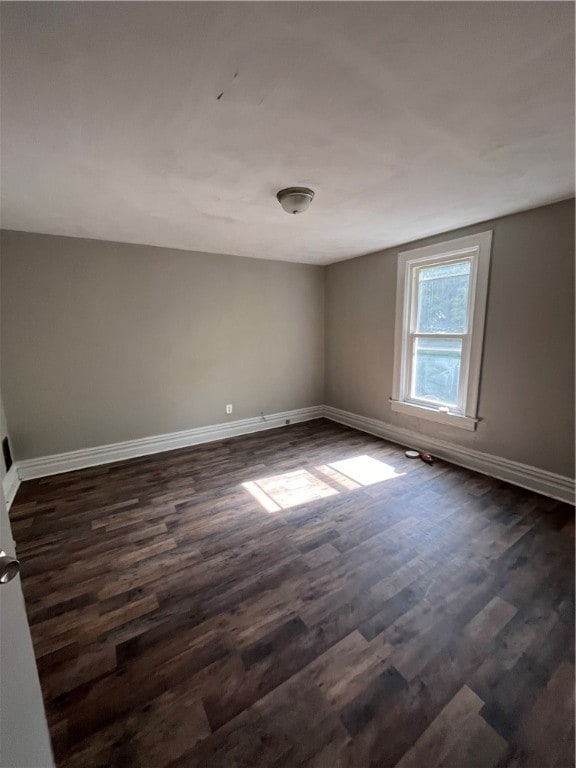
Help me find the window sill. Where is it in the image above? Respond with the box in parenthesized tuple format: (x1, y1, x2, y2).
(390, 399, 478, 431)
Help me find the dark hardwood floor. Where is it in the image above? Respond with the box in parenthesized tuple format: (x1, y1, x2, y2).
(10, 419, 574, 768)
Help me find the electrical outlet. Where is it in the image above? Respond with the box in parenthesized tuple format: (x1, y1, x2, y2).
(226, 404, 233, 414)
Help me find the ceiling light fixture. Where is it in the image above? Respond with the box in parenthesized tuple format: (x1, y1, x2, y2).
(276, 187, 315, 215)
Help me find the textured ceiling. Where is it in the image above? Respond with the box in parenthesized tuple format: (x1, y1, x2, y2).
(1, 2, 574, 264)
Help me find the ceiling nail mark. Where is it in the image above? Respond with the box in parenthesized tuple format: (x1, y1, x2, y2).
(217, 92, 224, 100)
(233, 72, 238, 79)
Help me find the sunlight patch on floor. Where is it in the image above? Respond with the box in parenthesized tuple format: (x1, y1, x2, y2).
(242, 480, 283, 512)
(315, 464, 362, 490)
(243, 455, 406, 512)
(325, 455, 404, 487)
(243, 469, 338, 512)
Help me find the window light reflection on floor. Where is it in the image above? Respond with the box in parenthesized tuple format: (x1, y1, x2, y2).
(243, 455, 405, 512)
(243, 469, 337, 512)
(327, 455, 404, 486)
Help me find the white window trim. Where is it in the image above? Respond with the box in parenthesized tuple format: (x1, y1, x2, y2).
(391, 230, 492, 431)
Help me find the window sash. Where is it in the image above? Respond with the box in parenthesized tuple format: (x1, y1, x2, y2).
(391, 230, 492, 431)
(405, 332, 469, 413)
(401, 251, 478, 415)
(412, 256, 472, 336)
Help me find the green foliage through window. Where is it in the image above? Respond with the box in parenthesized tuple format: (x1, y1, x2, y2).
(417, 260, 470, 334)
(413, 260, 470, 405)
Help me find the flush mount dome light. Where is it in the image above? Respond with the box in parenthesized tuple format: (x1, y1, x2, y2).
(276, 187, 315, 214)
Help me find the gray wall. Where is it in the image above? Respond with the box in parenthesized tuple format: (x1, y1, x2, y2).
(1, 199, 574, 477)
(325, 199, 575, 477)
(1, 232, 324, 459)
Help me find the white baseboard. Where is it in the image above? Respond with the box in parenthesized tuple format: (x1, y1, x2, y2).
(17, 406, 324, 481)
(12, 404, 575, 505)
(2, 464, 21, 510)
(323, 405, 575, 505)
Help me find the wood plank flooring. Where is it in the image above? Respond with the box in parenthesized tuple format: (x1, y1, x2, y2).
(10, 419, 575, 767)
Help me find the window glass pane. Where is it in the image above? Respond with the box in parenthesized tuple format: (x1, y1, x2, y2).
(412, 337, 462, 406)
(416, 261, 470, 333)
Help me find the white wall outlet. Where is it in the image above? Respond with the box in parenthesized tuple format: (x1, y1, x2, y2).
(226, 404, 233, 414)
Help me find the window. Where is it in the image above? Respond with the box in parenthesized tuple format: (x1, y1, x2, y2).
(391, 231, 492, 431)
